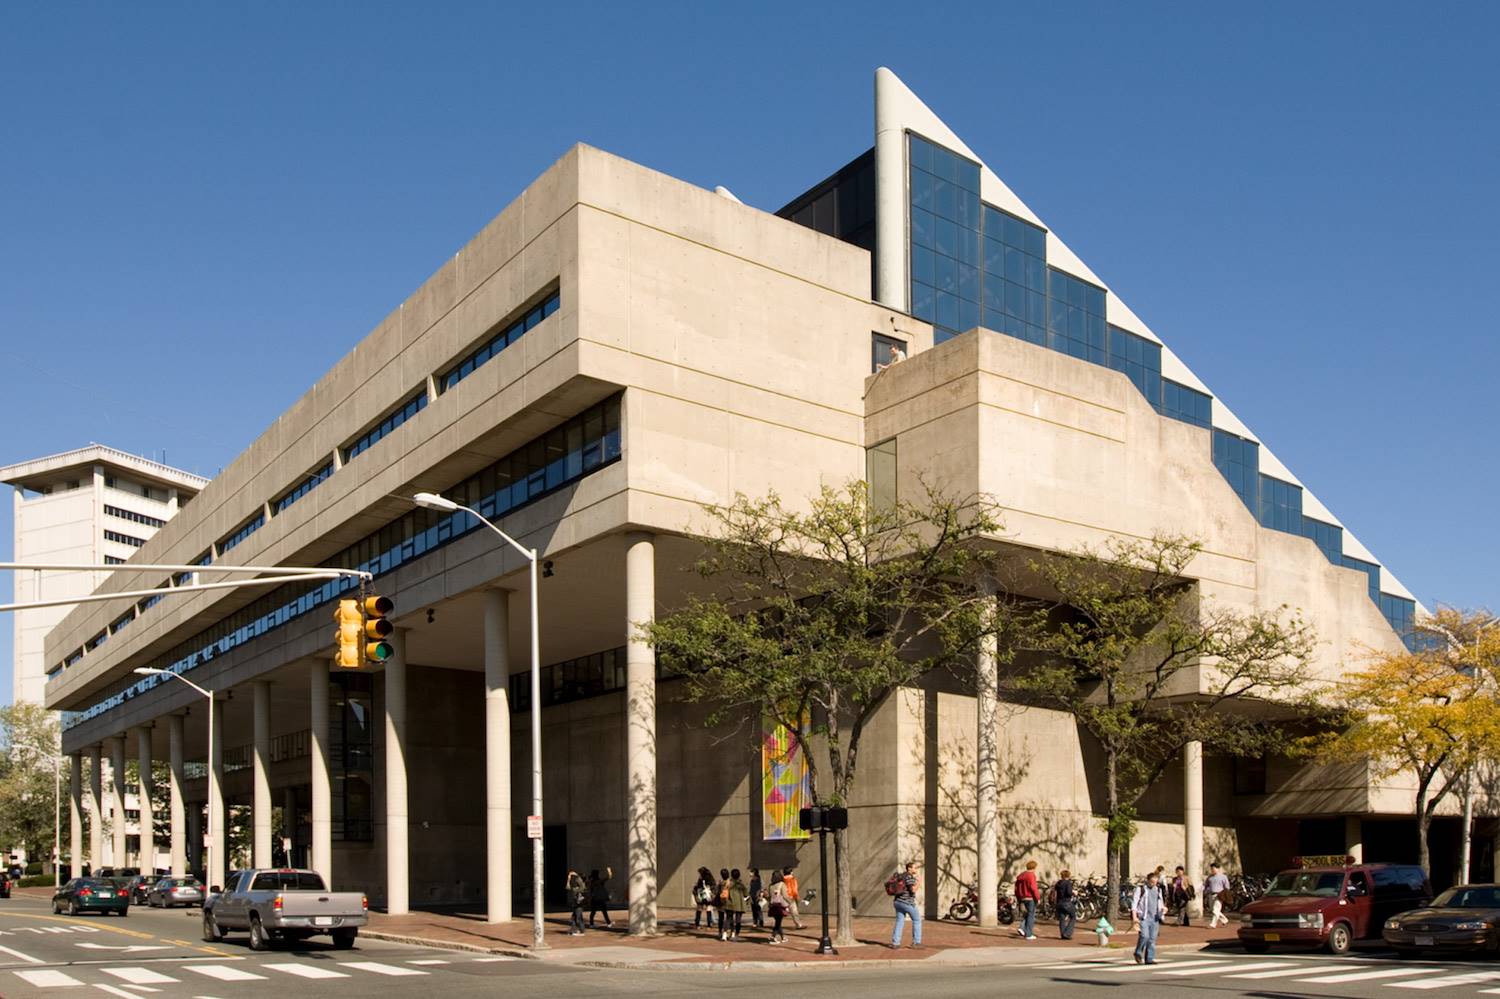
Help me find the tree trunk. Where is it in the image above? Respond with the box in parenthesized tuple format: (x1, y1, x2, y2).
(833, 826, 854, 946)
(1417, 785, 1431, 877)
(1105, 749, 1122, 923)
(1461, 775, 1474, 885)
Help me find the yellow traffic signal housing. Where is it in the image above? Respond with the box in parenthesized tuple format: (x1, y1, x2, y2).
(333, 599, 363, 669)
(364, 594, 394, 663)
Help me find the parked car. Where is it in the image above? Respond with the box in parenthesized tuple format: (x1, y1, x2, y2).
(1384, 883, 1500, 957)
(1239, 863, 1430, 954)
(53, 878, 130, 917)
(146, 876, 205, 908)
(203, 869, 367, 950)
(128, 875, 160, 905)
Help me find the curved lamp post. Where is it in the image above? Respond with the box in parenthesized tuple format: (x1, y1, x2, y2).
(132, 668, 214, 891)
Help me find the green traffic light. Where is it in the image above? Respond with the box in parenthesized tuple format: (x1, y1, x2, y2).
(366, 641, 393, 662)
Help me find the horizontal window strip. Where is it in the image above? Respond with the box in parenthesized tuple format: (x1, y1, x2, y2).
(344, 391, 427, 463)
(104, 504, 167, 529)
(104, 529, 147, 547)
(218, 512, 265, 554)
(441, 289, 560, 393)
(275, 462, 334, 514)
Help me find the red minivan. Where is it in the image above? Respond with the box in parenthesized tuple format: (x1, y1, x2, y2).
(1239, 863, 1431, 955)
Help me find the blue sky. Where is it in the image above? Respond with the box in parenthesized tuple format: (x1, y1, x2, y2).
(2, 1, 1497, 702)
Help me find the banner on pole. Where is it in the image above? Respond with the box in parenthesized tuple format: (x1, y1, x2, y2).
(762, 713, 811, 841)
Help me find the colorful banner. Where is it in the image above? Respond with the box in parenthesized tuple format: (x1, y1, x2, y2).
(762, 713, 811, 840)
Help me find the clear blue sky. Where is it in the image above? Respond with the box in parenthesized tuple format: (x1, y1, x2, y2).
(3, 1, 1497, 703)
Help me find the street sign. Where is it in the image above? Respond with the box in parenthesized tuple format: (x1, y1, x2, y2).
(526, 815, 543, 839)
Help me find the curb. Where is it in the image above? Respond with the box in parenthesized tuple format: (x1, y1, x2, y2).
(360, 930, 536, 960)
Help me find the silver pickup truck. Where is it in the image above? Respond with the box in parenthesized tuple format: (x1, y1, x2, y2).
(202, 869, 367, 950)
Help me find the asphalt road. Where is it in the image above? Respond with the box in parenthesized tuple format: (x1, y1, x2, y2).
(5, 893, 1500, 997)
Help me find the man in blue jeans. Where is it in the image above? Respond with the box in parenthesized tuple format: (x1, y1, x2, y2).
(1132, 870, 1165, 964)
(891, 861, 922, 949)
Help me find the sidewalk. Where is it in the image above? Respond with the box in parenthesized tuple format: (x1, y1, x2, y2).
(363, 907, 1242, 969)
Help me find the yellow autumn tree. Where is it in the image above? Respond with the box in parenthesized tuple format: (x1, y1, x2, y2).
(1308, 607, 1500, 875)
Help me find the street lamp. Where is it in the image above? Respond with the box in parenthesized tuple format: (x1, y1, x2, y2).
(413, 491, 546, 950)
(133, 668, 215, 891)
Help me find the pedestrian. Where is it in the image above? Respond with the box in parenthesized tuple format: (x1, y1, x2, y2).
(1170, 865, 1190, 926)
(748, 867, 765, 928)
(1131, 870, 1165, 964)
(888, 860, 923, 949)
(767, 872, 790, 944)
(715, 868, 732, 941)
(1054, 868, 1077, 940)
(782, 866, 805, 929)
(693, 866, 717, 929)
(588, 867, 614, 927)
(566, 869, 587, 935)
(1014, 860, 1040, 940)
(722, 868, 748, 941)
(1203, 862, 1231, 928)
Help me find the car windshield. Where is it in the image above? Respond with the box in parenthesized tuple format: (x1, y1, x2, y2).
(1433, 887, 1500, 908)
(1264, 872, 1345, 897)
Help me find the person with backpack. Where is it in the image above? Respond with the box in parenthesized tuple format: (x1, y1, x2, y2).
(888, 860, 922, 949)
(782, 866, 805, 929)
(1053, 868, 1077, 940)
(1014, 860, 1041, 940)
(693, 866, 717, 929)
(766, 871, 791, 944)
(1132, 869, 1166, 964)
(588, 867, 614, 928)
(1169, 865, 1192, 926)
(565, 869, 588, 935)
(714, 868, 732, 941)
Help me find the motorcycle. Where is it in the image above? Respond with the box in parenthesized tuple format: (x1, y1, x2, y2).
(947, 884, 1015, 924)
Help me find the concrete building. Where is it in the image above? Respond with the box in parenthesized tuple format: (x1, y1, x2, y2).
(39, 69, 1481, 923)
(3, 444, 206, 870)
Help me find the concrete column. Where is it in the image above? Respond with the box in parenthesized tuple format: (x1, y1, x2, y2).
(283, 788, 298, 862)
(186, 804, 202, 877)
(625, 532, 657, 936)
(483, 589, 513, 923)
(135, 727, 154, 870)
(169, 716, 186, 876)
(310, 661, 332, 886)
(88, 745, 102, 871)
(107, 736, 126, 867)
(385, 629, 409, 915)
(1184, 740, 1204, 919)
(252, 681, 272, 868)
(975, 591, 1000, 928)
(69, 754, 83, 877)
(208, 697, 225, 892)
(1345, 816, 1364, 864)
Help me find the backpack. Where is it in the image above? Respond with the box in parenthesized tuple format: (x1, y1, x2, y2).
(885, 873, 905, 897)
(715, 881, 729, 907)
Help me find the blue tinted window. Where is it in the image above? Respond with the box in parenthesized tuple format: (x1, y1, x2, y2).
(441, 289, 560, 393)
(1159, 379, 1212, 428)
(344, 390, 429, 463)
(1257, 475, 1303, 534)
(1108, 325, 1162, 404)
(1299, 516, 1344, 564)
(219, 512, 266, 555)
(1212, 430, 1260, 512)
(1047, 269, 1107, 365)
(274, 463, 334, 515)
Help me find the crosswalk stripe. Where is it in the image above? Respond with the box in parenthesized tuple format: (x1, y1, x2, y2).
(103, 967, 179, 985)
(408, 959, 449, 965)
(340, 961, 428, 977)
(1160, 960, 1297, 976)
(472, 956, 515, 962)
(261, 963, 349, 979)
(1390, 970, 1500, 990)
(1295, 966, 1440, 984)
(183, 965, 268, 982)
(13, 969, 84, 987)
(1105, 958, 1225, 972)
(1228, 964, 1362, 979)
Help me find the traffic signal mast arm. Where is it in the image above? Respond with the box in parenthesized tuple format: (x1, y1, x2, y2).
(0, 562, 373, 614)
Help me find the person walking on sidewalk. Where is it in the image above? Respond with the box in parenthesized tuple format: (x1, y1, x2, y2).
(1054, 869, 1077, 940)
(889, 861, 922, 949)
(1132, 870, 1165, 964)
(693, 866, 717, 929)
(1170, 865, 1191, 926)
(566, 869, 588, 935)
(721, 869, 749, 941)
(1204, 862, 1231, 928)
(782, 866, 805, 929)
(714, 868, 732, 940)
(587, 867, 614, 928)
(766, 872, 791, 944)
(1014, 860, 1041, 940)
(748, 867, 765, 929)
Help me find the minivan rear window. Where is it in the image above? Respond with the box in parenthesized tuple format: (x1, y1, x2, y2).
(250, 871, 327, 892)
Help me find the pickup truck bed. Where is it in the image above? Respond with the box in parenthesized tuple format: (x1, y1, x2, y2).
(203, 869, 368, 951)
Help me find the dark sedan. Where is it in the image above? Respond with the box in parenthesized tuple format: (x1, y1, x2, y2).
(129, 875, 160, 904)
(146, 876, 205, 908)
(1384, 884, 1500, 956)
(52, 879, 130, 916)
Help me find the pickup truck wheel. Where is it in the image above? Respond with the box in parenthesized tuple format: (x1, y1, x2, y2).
(248, 915, 270, 952)
(1326, 922, 1353, 956)
(202, 912, 223, 943)
(332, 928, 357, 950)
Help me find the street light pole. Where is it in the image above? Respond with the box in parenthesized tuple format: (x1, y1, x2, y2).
(413, 493, 545, 950)
(133, 669, 213, 891)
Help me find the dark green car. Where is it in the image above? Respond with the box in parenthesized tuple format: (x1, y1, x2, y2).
(53, 878, 131, 916)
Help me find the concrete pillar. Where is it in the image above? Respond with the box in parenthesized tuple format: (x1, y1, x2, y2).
(88, 745, 102, 871)
(252, 681, 272, 868)
(107, 736, 126, 867)
(1184, 740, 1204, 919)
(283, 788, 298, 863)
(208, 697, 225, 892)
(625, 532, 657, 935)
(69, 754, 83, 877)
(385, 629, 409, 915)
(135, 727, 154, 870)
(186, 804, 202, 878)
(310, 661, 332, 886)
(169, 716, 186, 877)
(1345, 816, 1364, 864)
(975, 592, 1000, 928)
(483, 590, 513, 923)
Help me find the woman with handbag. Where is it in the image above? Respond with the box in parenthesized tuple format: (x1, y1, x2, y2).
(766, 871, 790, 944)
(693, 866, 717, 930)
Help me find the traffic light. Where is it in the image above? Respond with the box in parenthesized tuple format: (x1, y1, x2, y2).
(363, 595, 394, 663)
(333, 599, 363, 669)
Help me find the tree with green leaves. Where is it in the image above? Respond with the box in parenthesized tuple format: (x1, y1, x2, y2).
(644, 481, 1007, 945)
(0, 702, 68, 870)
(1007, 535, 1320, 921)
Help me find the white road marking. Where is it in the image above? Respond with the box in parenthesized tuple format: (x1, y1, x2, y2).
(1393, 970, 1500, 989)
(261, 962, 349, 979)
(1296, 966, 1439, 983)
(472, 956, 515, 962)
(0, 943, 45, 965)
(408, 958, 449, 965)
(92, 985, 140, 999)
(104, 967, 180, 984)
(1161, 960, 1297, 976)
(118, 987, 161, 994)
(13, 969, 84, 987)
(183, 964, 267, 981)
(1105, 958, 1225, 972)
(340, 961, 429, 976)
(1228, 963, 1362, 979)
